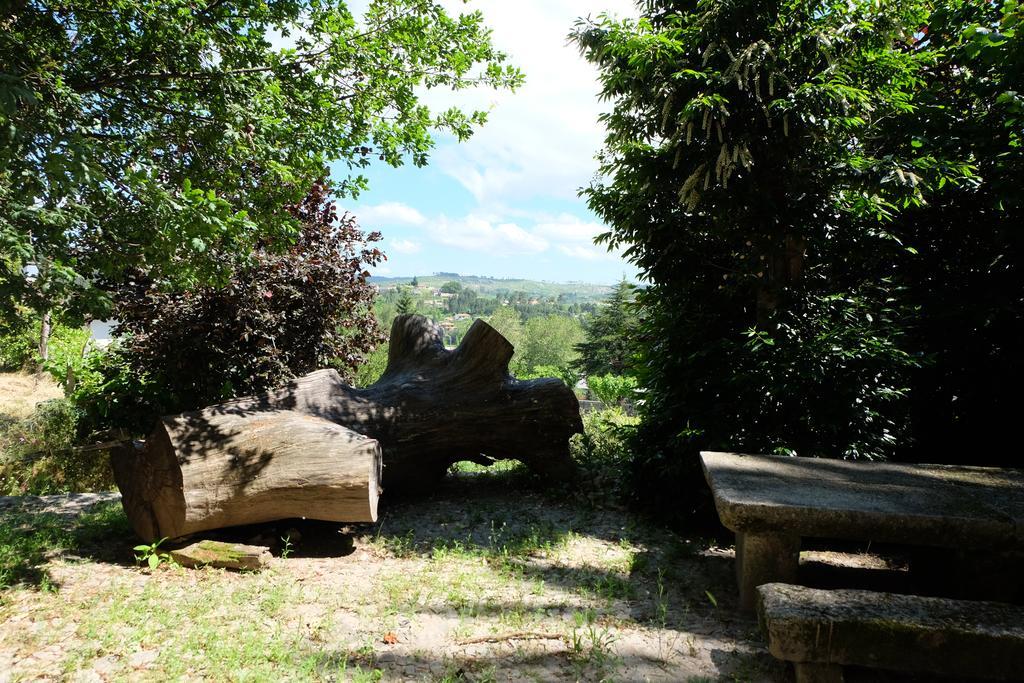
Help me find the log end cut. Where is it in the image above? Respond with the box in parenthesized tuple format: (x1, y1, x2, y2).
(113, 411, 382, 542)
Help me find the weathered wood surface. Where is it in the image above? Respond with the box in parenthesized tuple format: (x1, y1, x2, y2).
(170, 540, 273, 571)
(113, 410, 381, 541)
(757, 583, 1024, 681)
(700, 451, 1024, 549)
(178, 315, 583, 490)
(113, 315, 582, 541)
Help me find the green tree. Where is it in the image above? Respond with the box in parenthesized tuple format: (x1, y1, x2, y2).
(440, 280, 463, 294)
(520, 315, 583, 379)
(588, 374, 638, 407)
(573, 0, 972, 525)
(410, 276, 419, 287)
(0, 0, 522, 326)
(78, 182, 385, 432)
(395, 287, 416, 315)
(576, 279, 640, 376)
(882, 2, 1024, 467)
(447, 287, 479, 314)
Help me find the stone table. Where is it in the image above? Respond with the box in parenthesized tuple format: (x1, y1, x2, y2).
(700, 451, 1024, 610)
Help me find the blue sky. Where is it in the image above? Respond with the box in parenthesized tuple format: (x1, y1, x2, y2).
(331, 0, 639, 285)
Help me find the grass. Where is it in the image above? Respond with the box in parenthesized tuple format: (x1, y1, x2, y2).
(0, 500, 130, 591)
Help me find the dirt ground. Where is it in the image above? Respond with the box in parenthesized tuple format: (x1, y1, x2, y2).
(3, 468, 965, 683)
(0, 373, 63, 422)
(0, 472, 792, 683)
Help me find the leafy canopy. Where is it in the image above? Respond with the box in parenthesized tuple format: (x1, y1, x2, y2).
(72, 182, 386, 432)
(572, 0, 1024, 526)
(575, 279, 640, 377)
(1, 0, 522, 318)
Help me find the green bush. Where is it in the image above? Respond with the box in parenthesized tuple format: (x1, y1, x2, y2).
(0, 324, 36, 371)
(351, 343, 390, 388)
(587, 374, 638, 407)
(569, 408, 639, 507)
(41, 324, 93, 388)
(520, 364, 580, 391)
(64, 344, 157, 437)
(0, 398, 114, 494)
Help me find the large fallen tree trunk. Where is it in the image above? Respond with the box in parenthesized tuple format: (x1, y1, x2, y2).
(113, 315, 582, 540)
(113, 411, 382, 541)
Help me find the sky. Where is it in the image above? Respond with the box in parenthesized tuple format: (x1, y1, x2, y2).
(333, 0, 639, 284)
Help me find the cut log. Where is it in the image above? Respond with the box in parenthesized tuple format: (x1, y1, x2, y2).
(113, 315, 582, 541)
(112, 410, 381, 541)
(219, 315, 583, 488)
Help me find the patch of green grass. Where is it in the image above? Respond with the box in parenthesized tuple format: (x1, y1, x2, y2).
(0, 500, 129, 590)
(568, 608, 619, 679)
(52, 570, 379, 680)
(370, 518, 571, 563)
(448, 459, 525, 476)
(0, 512, 70, 590)
(589, 572, 636, 602)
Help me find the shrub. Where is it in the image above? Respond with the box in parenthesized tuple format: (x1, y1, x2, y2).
(0, 398, 114, 494)
(569, 408, 639, 508)
(65, 344, 156, 437)
(105, 182, 385, 426)
(519, 364, 580, 390)
(587, 374, 638, 407)
(351, 343, 390, 388)
(41, 324, 92, 388)
(0, 325, 35, 371)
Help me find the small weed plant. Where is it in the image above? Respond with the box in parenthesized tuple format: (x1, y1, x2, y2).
(133, 537, 174, 569)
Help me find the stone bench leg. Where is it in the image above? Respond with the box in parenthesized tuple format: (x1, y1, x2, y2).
(794, 662, 844, 683)
(735, 531, 800, 611)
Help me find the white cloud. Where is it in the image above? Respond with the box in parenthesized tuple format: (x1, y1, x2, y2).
(557, 244, 619, 261)
(405, 208, 625, 262)
(389, 239, 422, 254)
(428, 213, 549, 255)
(421, 0, 638, 204)
(355, 202, 426, 227)
(532, 214, 607, 243)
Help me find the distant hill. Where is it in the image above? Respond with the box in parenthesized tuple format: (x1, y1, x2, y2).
(369, 273, 616, 303)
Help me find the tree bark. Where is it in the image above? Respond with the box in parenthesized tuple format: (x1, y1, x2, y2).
(112, 315, 583, 540)
(223, 315, 584, 489)
(37, 310, 51, 364)
(113, 410, 382, 541)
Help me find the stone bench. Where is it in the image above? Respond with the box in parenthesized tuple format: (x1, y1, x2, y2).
(757, 583, 1024, 682)
(700, 451, 1024, 610)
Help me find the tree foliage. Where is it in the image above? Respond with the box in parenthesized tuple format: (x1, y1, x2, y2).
(1, 0, 522, 320)
(588, 374, 638, 407)
(85, 182, 384, 430)
(574, 0, 1022, 527)
(485, 306, 526, 376)
(575, 279, 641, 376)
(395, 287, 416, 315)
(520, 315, 584, 380)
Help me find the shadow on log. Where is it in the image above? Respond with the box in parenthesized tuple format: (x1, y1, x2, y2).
(113, 315, 583, 541)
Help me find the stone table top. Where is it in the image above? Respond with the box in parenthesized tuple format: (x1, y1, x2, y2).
(700, 451, 1024, 549)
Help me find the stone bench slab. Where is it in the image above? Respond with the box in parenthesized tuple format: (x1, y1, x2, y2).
(701, 451, 1024, 549)
(757, 583, 1024, 681)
